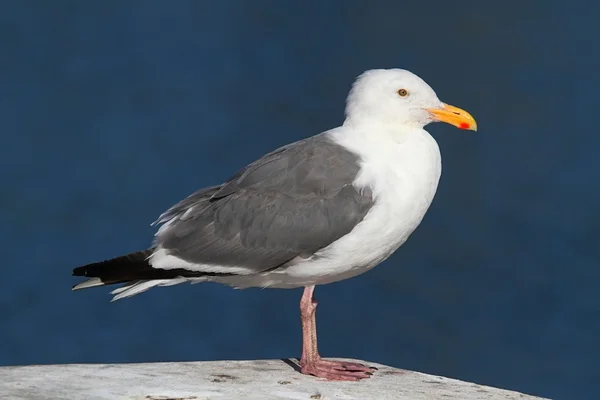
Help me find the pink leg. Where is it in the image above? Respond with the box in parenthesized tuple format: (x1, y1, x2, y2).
(298, 285, 374, 381)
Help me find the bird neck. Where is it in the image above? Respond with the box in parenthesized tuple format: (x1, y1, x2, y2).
(341, 117, 428, 144)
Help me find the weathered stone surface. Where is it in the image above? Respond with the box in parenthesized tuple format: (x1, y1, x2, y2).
(0, 358, 548, 400)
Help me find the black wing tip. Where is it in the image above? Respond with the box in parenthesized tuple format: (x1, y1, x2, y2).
(72, 265, 88, 277)
(71, 250, 152, 285)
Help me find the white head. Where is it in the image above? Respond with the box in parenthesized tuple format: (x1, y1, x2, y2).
(344, 69, 477, 131)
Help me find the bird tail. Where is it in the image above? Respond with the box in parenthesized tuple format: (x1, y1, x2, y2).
(72, 249, 208, 301)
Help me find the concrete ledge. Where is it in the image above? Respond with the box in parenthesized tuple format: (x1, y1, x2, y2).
(0, 358, 548, 400)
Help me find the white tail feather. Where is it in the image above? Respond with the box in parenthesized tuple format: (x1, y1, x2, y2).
(109, 277, 192, 301)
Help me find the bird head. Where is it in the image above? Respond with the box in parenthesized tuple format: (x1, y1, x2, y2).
(345, 69, 477, 131)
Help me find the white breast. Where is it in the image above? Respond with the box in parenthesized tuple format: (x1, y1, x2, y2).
(254, 126, 442, 288)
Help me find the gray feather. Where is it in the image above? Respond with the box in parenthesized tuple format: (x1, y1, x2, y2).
(154, 133, 374, 273)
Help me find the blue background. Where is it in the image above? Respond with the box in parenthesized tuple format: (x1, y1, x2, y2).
(1, 1, 598, 399)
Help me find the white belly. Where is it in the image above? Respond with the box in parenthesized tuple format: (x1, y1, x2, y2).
(219, 127, 442, 289)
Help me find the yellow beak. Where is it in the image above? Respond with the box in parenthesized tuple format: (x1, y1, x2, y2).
(427, 103, 477, 131)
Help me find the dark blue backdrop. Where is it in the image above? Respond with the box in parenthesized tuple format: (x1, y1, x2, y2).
(2, 1, 598, 399)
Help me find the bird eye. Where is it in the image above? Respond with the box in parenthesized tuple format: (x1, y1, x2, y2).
(397, 89, 409, 97)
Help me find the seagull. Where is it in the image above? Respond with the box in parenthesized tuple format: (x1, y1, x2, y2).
(72, 68, 477, 381)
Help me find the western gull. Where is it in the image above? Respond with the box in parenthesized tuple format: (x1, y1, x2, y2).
(72, 68, 477, 381)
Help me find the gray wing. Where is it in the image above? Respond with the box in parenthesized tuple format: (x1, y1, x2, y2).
(154, 133, 374, 273)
